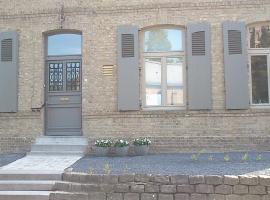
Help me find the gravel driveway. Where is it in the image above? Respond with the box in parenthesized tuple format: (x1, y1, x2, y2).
(71, 152, 270, 175)
(0, 153, 25, 168)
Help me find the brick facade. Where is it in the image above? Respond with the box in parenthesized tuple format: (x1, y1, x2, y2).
(0, 0, 270, 153)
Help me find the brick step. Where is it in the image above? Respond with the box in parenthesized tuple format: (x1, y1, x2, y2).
(149, 146, 262, 153)
(151, 139, 266, 143)
(150, 145, 254, 149)
(150, 144, 259, 148)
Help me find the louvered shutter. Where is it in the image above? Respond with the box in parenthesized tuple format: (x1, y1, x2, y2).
(0, 31, 18, 112)
(223, 21, 249, 109)
(187, 22, 212, 110)
(117, 25, 139, 111)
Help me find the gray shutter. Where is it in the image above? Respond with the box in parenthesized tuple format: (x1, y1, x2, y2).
(223, 21, 249, 109)
(0, 31, 18, 112)
(187, 22, 212, 110)
(117, 25, 139, 111)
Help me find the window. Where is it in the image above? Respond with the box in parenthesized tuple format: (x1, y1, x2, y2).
(248, 23, 270, 105)
(143, 28, 185, 107)
(47, 33, 82, 92)
(47, 34, 81, 56)
(249, 24, 270, 48)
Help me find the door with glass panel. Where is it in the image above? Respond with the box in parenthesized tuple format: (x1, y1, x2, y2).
(45, 33, 82, 136)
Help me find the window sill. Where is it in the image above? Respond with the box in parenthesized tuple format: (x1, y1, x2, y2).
(142, 106, 186, 111)
(250, 104, 270, 109)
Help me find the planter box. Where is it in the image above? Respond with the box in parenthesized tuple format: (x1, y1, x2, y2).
(95, 147, 109, 157)
(115, 146, 129, 156)
(134, 145, 150, 156)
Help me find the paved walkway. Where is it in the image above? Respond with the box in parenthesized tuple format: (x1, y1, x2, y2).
(0, 155, 81, 172)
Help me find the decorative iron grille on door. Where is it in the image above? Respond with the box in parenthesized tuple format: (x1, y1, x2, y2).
(48, 61, 81, 92)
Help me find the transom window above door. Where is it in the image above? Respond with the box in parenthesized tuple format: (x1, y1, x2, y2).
(47, 33, 82, 56)
(143, 28, 185, 108)
(248, 23, 270, 105)
(249, 23, 270, 48)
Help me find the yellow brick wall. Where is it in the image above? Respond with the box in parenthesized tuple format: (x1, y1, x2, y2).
(0, 0, 269, 153)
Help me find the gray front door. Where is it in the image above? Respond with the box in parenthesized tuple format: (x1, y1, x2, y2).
(45, 58, 82, 136)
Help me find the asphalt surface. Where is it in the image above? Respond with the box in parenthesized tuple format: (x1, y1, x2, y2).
(0, 153, 25, 168)
(71, 152, 270, 175)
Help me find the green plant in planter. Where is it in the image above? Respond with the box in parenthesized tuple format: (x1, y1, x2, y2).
(94, 139, 113, 157)
(133, 138, 151, 156)
(114, 139, 129, 147)
(94, 139, 113, 147)
(133, 138, 151, 146)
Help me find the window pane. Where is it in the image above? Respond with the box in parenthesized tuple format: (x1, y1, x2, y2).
(66, 62, 81, 91)
(145, 58, 162, 106)
(251, 55, 269, 104)
(249, 25, 270, 48)
(167, 57, 183, 86)
(146, 88, 161, 106)
(166, 57, 184, 105)
(145, 58, 161, 86)
(144, 29, 182, 52)
(167, 88, 184, 105)
(49, 63, 63, 91)
(48, 34, 81, 56)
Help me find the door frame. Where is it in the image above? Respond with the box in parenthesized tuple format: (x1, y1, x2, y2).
(43, 30, 83, 136)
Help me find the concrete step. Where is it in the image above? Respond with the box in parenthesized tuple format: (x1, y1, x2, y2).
(0, 191, 50, 200)
(0, 180, 55, 191)
(31, 136, 88, 155)
(31, 144, 87, 152)
(35, 136, 88, 145)
(28, 151, 84, 156)
(0, 171, 62, 181)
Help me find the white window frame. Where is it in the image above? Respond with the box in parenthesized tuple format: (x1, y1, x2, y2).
(248, 23, 270, 108)
(140, 26, 186, 110)
(248, 49, 270, 107)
